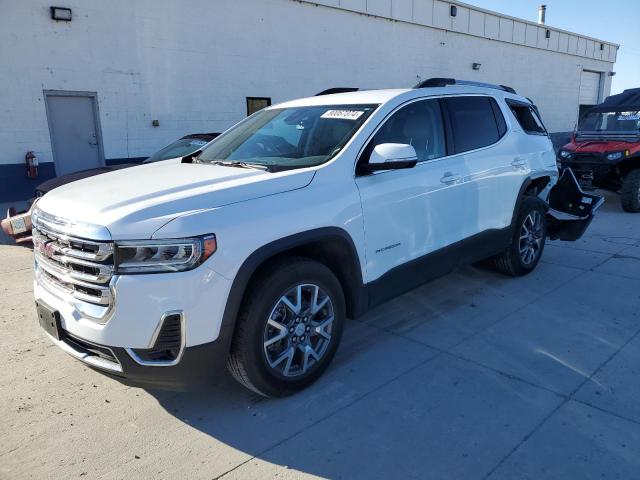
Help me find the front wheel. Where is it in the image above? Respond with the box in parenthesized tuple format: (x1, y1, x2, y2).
(227, 258, 345, 397)
(621, 169, 640, 213)
(492, 196, 547, 276)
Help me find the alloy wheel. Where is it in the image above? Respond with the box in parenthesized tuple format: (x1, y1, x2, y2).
(263, 283, 334, 378)
(518, 210, 543, 265)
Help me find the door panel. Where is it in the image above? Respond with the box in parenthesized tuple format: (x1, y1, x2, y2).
(460, 134, 527, 234)
(45, 93, 103, 175)
(444, 96, 527, 236)
(356, 98, 477, 284)
(356, 157, 472, 283)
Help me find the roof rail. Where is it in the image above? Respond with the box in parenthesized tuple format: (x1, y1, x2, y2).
(414, 78, 516, 94)
(315, 87, 359, 96)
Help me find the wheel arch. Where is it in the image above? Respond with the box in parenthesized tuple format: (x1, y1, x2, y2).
(616, 158, 640, 178)
(219, 227, 367, 348)
(510, 175, 551, 228)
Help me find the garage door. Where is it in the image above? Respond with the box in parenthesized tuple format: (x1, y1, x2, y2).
(579, 71, 601, 105)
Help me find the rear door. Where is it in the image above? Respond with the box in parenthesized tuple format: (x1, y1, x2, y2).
(442, 95, 528, 236)
(355, 97, 474, 284)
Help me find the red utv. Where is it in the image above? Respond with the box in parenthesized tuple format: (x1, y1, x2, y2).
(557, 88, 640, 212)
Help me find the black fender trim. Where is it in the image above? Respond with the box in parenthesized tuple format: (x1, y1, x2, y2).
(510, 177, 533, 230)
(219, 227, 367, 347)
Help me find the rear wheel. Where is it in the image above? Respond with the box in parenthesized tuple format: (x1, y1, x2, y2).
(621, 169, 640, 213)
(227, 258, 345, 397)
(492, 196, 547, 276)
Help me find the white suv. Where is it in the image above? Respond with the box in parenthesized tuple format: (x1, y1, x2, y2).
(32, 80, 601, 396)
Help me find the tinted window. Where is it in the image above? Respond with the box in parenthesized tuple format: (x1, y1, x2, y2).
(445, 96, 502, 153)
(366, 99, 445, 162)
(508, 101, 547, 135)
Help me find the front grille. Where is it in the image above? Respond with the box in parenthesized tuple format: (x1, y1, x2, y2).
(64, 333, 119, 365)
(33, 212, 114, 309)
(566, 153, 603, 164)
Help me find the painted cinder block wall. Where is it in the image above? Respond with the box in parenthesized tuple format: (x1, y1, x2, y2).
(0, 0, 617, 202)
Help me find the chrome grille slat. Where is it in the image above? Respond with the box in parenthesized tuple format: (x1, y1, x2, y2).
(35, 253, 113, 303)
(33, 239, 113, 283)
(33, 226, 113, 261)
(38, 269, 112, 306)
(32, 213, 114, 310)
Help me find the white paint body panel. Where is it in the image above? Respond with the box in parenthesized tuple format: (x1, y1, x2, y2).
(33, 86, 559, 354)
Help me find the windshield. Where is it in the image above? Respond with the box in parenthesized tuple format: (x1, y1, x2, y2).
(197, 104, 378, 170)
(578, 111, 640, 134)
(145, 138, 210, 163)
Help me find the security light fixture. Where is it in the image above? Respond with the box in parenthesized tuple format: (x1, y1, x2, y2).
(472, 63, 482, 71)
(545, 29, 550, 39)
(600, 43, 604, 51)
(50, 6, 72, 21)
(450, 5, 457, 17)
(608, 71, 616, 76)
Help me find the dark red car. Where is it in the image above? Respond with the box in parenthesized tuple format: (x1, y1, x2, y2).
(557, 88, 640, 212)
(1, 133, 219, 243)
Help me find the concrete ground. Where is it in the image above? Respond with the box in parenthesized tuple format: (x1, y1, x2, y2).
(2, 190, 640, 479)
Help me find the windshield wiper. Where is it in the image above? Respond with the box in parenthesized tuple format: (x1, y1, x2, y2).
(208, 160, 270, 171)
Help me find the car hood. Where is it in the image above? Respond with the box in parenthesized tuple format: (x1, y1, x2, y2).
(36, 160, 315, 239)
(36, 163, 139, 194)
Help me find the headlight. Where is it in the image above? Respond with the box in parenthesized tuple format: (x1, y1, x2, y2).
(606, 151, 624, 161)
(115, 234, 217, 274)
(559, 150, 572, 158)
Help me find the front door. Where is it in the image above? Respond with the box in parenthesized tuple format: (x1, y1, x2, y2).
(355, 98, 473, 285)
(45, 91, 104, 175)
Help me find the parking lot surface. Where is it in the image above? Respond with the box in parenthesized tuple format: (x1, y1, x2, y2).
(2, 190, 640, 479)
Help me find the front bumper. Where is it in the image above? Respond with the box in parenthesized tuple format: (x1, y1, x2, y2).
(41, 323, 231, 389)
(557, 152, 624, 190)
(34, 262, 235, 388)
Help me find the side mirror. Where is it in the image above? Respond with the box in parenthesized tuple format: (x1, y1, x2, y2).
(361, 143, 418, 173)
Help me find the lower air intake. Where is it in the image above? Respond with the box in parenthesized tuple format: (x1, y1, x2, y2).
(131, 314, 183, 363)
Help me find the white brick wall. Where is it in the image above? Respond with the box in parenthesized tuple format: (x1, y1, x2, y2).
(0, 0, 616, 170)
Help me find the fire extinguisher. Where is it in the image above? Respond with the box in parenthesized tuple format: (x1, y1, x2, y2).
(26, 151, 38, 178)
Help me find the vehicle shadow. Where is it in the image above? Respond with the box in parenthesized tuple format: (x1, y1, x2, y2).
(145, 304, 441, 478)
(144, 263, 558, 478)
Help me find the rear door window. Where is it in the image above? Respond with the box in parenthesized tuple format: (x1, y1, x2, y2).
(444, 96, 505, 154)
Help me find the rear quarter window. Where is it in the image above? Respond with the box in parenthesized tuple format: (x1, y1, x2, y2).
(444, 96, 505, 154)
(507, 100, 547, 135)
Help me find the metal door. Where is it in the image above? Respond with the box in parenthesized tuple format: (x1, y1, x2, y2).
(579, 71, 602, 106)
(44, 91, 104, 175)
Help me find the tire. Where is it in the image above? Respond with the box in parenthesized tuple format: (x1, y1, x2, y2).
(492, 196, 547, 277)
(621, 169, 640, 213)
(227, 258, 345, 397)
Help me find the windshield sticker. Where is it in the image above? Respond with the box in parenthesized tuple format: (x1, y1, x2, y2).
(190, 140, 207, 146)
(321, 110, 365, 121)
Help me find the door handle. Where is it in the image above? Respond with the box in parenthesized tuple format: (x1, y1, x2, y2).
(511, 158, 527, 167)
(440, 172, 461, 184)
